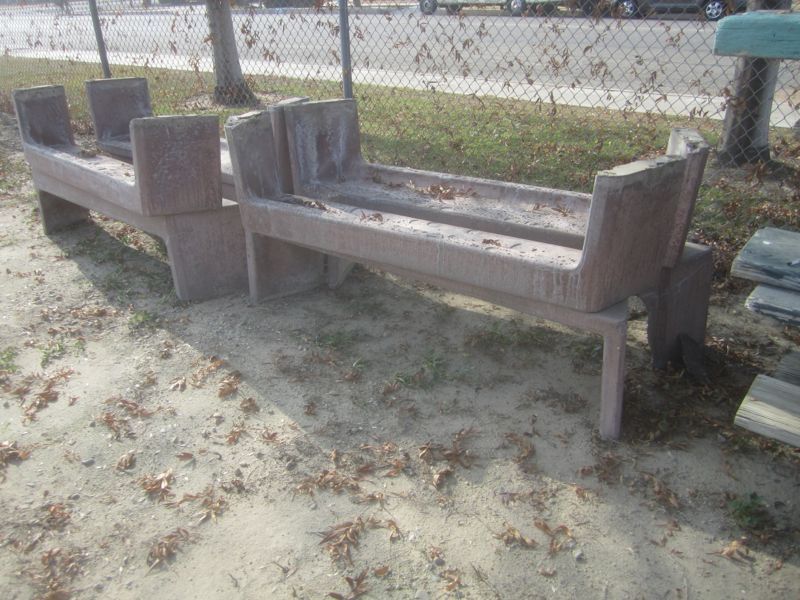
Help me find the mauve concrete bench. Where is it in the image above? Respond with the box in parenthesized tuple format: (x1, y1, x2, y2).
(84, 77, 303, 200)
(13, 84, 247, 301)
(224, 101, 713, 440)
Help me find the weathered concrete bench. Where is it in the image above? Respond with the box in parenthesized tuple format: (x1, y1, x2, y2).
(13, 85, 247, 301)
(84, 77, 303, 200)
(225, 100, 713, 439)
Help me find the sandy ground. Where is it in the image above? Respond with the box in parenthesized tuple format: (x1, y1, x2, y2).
(0, 112, 798, 599)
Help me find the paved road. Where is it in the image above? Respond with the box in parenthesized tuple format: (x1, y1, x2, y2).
(1, 3, 796, 124)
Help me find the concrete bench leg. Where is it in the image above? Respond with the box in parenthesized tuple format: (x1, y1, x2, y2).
(327, 257, 356, 289)
(600, 319, 628, 440)
(37, 191, 90, 234)
(163, 206, 248, 301)
(245, 231, 325, 302)
(641, 248, 713, 369)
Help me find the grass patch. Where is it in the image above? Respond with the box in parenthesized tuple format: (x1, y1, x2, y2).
(315, 330, 360, 352)
(728, 493, 775, 533)
(465, 320, 556, 358)
(128, 310, 160, 331)
(0, 347, 19, 373)
(40, 339, 66, 368)
(0, 54, 722, 195)
(387, 349, 448, 392)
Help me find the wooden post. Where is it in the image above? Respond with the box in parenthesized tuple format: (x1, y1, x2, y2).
(716, 0, 792, 166)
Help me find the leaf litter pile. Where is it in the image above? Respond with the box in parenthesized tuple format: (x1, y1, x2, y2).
(0, 138, 798, 599)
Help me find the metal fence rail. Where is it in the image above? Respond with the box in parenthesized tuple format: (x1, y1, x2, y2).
(0, 1, 798, 162)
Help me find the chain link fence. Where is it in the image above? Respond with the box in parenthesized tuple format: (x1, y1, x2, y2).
(0, 0, 798, 171)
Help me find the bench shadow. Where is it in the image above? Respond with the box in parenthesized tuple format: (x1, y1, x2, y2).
(45, 216, 800, 576)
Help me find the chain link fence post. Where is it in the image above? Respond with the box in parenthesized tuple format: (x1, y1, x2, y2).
(88, 0, 112, 78)
(339, 0, 354, 99)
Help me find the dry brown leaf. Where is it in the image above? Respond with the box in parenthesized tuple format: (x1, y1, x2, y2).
(147, 528, 191, 570)
(138, 469, 175, 502)
(433, 467, 453, 489)
(96, 411, 133, 440)
(328, 569, 369, 599)
(534, 518, 575, 555)
(505, 432, 535, 464)
(318, 519, 366, 564)
(495, 524, 537, 548)
(355, 492, 386, 508)
(385, 519, 401, 542)
(218, 371, 241, 398)
(383, 457, 408, 478)
(260, 428, 279, 444)
(441, 569, 462, 592)
(640, 471, 681, 510)
(190, 356, 226, 388)
(43, 503, 71, 530)
(373, 565, 390, 578)
(713, 538, 751, 563)
(116, 450, 136, 471)
(108, 396, 152, 418)
(0, 440, 31, 480)
(239, 397, 259, 413)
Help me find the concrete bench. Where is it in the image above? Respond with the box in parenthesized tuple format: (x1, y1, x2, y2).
(13, 84, 248, 301)
(84, 77, 304, 200)
(225, 100, 713, 440)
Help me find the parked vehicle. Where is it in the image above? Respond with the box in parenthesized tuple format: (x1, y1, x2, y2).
(579, 0, 746, 20)
(419, 0, 560, 17)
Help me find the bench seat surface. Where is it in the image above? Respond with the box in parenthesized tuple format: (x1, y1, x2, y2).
(303, 175, 588, 246)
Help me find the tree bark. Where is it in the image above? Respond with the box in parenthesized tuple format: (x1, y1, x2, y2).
(205, 0, 256, 106)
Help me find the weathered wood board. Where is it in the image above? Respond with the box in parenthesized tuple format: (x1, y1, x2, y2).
(745, 284, 800, 326)
(714, 11, 800, 60)
(775, 352, 800, 387)
(731, 227, 800, 292)
(735, 374, 800, 447)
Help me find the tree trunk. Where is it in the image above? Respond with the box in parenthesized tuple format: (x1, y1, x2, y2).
(205, 0, 256, 106)
(717, 0, 791, 166)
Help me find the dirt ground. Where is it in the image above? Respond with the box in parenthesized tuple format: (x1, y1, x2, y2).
(0, 111, 798, 600)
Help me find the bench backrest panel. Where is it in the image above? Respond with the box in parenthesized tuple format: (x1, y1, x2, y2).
(664, 128, 710, 269)
(131, 115, 222, 216)
(86, 77, 152, 144)
(578, 155, 688, 311)
(225, 111, 282, 200)
(13, 85, 74, 148)
(283, 99, 362, 191)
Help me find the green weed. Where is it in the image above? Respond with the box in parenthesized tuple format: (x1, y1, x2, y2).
(128, 310, 160, 331)
(0, 347, 18, 373)
(465, 320, 554, 358)
(40, 340, 66, 368)
(315, 330, 359, 352)
(728, 493, 775, 532)
(387, 350, 447, 392)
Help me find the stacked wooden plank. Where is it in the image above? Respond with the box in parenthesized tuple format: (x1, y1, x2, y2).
(731, 228, 800, 446)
